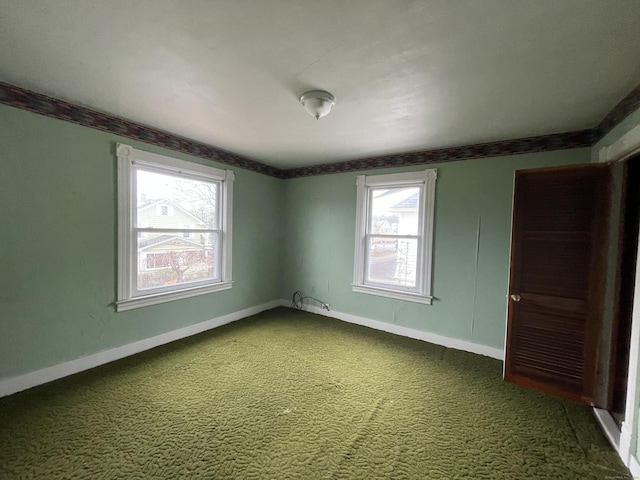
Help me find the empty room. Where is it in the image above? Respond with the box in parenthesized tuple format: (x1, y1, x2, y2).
(2, 1, 640, 478)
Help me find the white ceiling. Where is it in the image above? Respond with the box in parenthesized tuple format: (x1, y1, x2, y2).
(1, 1, 640, 170)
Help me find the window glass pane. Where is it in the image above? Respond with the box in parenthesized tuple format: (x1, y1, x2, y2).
(370, 187, 420, 235)
(137, 232, 218, 290)
(367, 236, 418, 288)
(136, 169, 219, 229)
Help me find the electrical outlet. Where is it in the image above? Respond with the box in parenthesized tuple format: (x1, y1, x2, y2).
(311, 285, 316, 293)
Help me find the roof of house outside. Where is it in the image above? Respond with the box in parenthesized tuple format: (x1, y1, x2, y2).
(138, 234, 206, 251)
(391, 193, 419, 210)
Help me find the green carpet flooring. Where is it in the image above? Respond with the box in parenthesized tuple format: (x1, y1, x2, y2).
(0, 307, 630, 479)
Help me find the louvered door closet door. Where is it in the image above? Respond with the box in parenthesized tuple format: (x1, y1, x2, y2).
(504, 163, 611, 405)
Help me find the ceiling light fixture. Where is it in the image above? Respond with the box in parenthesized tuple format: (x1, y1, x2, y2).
(299, 90, 336, 120)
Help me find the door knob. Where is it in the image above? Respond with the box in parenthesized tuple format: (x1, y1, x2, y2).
(510, 294, 521, 302)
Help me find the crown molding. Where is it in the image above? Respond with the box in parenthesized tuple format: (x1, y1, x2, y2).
(1, 80, 638, 179)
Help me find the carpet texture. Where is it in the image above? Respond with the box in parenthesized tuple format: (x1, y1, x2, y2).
(0, 307, 629, 479)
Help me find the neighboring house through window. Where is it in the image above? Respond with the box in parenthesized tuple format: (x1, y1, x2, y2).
(353, 169, 437, 304)
(116, 143, 234, 311)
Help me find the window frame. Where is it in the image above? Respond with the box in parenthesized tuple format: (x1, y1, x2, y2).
(116, 143, 234, 312)
(352, 169, 437, 305)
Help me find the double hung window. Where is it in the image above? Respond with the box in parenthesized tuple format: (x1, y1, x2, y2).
(352, 169, 437, 304)
(116, 144, 233, 311)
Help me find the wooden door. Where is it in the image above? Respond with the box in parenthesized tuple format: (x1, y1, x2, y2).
(505, 164, 611, 405)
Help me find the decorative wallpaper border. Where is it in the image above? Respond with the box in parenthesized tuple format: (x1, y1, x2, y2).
(0, 80, 637, 179)
(595, 82, 640, 141)
(0, 82, 282, 178)
(280, 130, 596, 179)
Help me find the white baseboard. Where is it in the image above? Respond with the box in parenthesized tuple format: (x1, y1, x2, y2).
(593, 408, 621, 451)
(279, 300, 504, 360)
(0, 300, 281, 398)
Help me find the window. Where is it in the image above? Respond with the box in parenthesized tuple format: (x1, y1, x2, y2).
(116, 143, 234, 311)
(179, 224, 192, 238)
(352, 169, 437, 304)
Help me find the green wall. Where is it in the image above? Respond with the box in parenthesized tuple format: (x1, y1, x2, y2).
(2, 91, 638, 466)
(0, 104, 284, 379)
(0, 99, 597, 382)
(280, 149, 591, 350)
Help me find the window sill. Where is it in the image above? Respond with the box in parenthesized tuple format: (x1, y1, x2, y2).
(351, 284, 432, 305)
(116, 282, 232, 312)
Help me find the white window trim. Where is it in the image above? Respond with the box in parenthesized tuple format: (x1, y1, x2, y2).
(597, 122, 640, 163)
(352, 169, 437, 305)
(116, 143, 234, 312)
